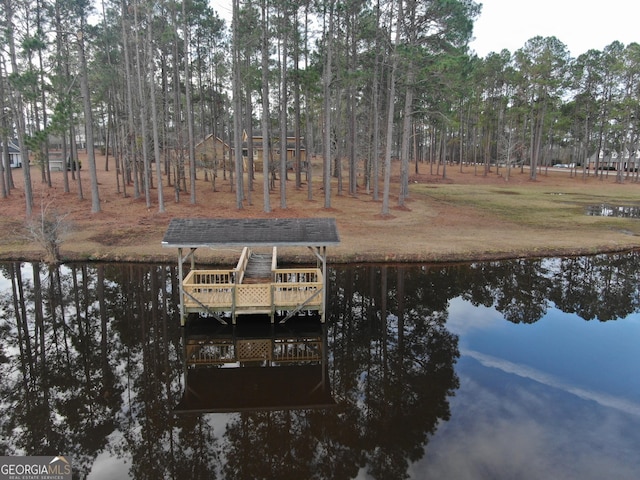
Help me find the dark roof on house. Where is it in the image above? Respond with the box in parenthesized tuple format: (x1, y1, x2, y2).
(162, 217, 340, 248)
(2, 140, 20, 153)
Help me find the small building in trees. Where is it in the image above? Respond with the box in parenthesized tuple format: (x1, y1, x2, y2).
(196, 131, 307, 174)
(241, 131, 306, 173)
(3, 140, 23, 168)
(194, 134, 230, 170)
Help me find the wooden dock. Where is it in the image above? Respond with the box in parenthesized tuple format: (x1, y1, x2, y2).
(181, 246, 324, 323)
(162, 218, 340, 325)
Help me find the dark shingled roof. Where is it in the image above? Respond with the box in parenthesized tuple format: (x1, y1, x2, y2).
(162, 218, 340, 248)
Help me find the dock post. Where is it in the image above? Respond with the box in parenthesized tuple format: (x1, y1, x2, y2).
(232, 284, 237, 325)
(321, 246, 327, 323)
(178, 248, 186, 326)
(270, 283, 275, 323)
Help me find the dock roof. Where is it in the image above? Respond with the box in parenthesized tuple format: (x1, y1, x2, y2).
(175, 364, 335, 413)
(162, 217, 340, 248)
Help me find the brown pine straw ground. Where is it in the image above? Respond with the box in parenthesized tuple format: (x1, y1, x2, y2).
(2, 153, 640, 265)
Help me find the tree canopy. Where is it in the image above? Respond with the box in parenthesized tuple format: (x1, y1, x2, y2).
(2, 0, 639, 217)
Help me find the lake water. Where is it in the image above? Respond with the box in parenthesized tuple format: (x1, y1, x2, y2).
(1, 253, 639, 479)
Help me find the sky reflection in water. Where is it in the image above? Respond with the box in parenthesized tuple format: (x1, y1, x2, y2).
(1, 254, 639, 479)
(419, 299, 640, 479)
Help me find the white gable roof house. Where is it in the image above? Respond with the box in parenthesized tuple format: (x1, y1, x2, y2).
(2, 140, 22, 168)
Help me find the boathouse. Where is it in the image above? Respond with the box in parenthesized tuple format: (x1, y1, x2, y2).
(162, 218, 340, 325)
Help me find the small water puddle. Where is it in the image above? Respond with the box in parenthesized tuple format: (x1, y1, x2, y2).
(586, 204, 640, 218)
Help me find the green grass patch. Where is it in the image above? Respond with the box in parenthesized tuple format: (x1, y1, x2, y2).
(411, 182, 640, 233)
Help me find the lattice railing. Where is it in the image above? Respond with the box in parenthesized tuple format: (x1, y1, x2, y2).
(235, 284, 272, 307)
(237, 339, 272, 361)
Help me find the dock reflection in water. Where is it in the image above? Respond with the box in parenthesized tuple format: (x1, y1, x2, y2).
(176, 318, 335, 413)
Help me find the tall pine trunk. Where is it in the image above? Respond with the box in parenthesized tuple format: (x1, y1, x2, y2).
(232, 0, 243, 209)
(77, 23, 101, 213)
(261, 0, 271, 212)
(382, 0, 402, 216)
(147, 5, 165, 212)
(182, 0, 197, 204)
(322, 3, 334, 209)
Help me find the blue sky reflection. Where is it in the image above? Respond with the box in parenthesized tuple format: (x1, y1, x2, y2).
(414, 297, 640, 479)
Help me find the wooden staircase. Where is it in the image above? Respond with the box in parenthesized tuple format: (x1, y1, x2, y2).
(243, 252, 273, 283)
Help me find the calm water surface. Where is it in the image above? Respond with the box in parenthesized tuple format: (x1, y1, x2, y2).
(1, 253, 639, 479)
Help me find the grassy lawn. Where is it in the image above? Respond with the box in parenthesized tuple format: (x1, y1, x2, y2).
(411, 179, 640, 234)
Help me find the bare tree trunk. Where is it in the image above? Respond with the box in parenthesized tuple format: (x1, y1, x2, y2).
(293, 9, 302, 191)
(261, 0, 271, 213)
(322, 3, 334, 209)
(147, 5, 165, 212)
(399, 65, 415, 207)
(279, 10, 288, 210)
(182, 0, 197, 204)
(133, 3, 151, 209)
(303, 4, 313, 201)
(69, 124, 83, 199)
(121, 0, 138, 199)
(348, 12, 357, 196)
(4, 0, 33, 216)
(232, 0, 243, 209)
(382, 0, 402, 216)
(0, 78, 7, 197)
(371, 4, 382, 201)
(245, 87, 254, 205)
(77, 25, 101, 213)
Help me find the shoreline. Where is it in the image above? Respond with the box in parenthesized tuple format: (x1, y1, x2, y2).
(3, 161, 640, 266)
(1, 242, 638, 266)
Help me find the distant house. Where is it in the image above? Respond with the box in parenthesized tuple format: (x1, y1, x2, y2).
(587, 149, 640, 171)
(3, 140, 22, 168)
(194, 134, 230, 168)
(241, 131, 306, 173)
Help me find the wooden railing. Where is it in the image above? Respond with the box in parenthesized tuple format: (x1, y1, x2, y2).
(182, 264, 323, 315)
(271, 246, 278, 272)
(185, 336, 323, 365)
(235, 247, 250, 284)
(186, 340, 235, 364)
(273, 337, 323, 363)
(182, 269, 235, 308)
(273, 268, 322, 307)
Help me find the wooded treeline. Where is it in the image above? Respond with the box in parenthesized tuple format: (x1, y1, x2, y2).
(1, 0, 639, 217)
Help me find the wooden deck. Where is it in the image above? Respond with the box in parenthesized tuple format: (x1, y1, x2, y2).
(182, 247, 324, 324)
(162, 218, 340, 326)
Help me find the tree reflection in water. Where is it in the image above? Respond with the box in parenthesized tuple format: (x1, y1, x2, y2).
(0, 251, 639, 478)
